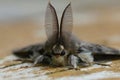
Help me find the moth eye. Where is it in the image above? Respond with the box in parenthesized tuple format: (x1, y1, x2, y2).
(61, 50, 65, 56)
(52, 50, 55, 55)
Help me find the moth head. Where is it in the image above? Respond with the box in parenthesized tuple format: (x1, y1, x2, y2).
(52, 43, 66, 56)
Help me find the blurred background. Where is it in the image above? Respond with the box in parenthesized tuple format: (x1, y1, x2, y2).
(0, 0, 120, 58)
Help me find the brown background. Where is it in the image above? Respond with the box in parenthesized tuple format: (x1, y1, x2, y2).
(0, 0, 120, 58)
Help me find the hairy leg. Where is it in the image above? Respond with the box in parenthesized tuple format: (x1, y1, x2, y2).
(33, 55, 44, 65)
(77, 51, 94, 66)
(68, 54, 78, 69)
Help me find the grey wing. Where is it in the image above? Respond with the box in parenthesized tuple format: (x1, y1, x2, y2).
(13, 44, 44, 58)
(79, 41, 120, 55)
(45, 2, 59, 46)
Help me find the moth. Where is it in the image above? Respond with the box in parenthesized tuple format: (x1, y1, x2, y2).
(13, 2, 120, 69)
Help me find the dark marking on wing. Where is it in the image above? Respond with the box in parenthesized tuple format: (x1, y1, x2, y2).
(13, 44, 44, 58)
(78, 41, 120, 55)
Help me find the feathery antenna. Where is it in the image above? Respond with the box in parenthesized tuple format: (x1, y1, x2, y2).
(48, 0, 51, 3)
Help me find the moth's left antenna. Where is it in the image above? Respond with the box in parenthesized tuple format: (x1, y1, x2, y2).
(48, 0, 51, 3)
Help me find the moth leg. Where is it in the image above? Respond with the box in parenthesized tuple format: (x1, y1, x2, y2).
(77, 51, 94, 66)
(33, 55, 44, 65)
(94, 62, 111, 66)
(68, 54, 79, 69)
(14, 59, 33, 63)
